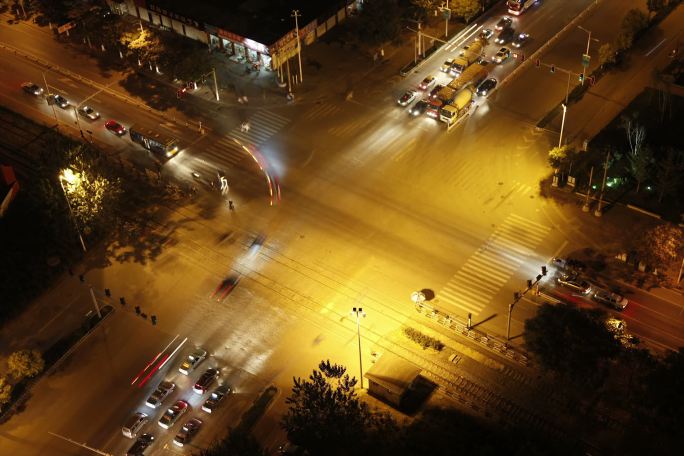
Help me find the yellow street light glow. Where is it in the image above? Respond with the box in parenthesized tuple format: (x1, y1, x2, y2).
(60, 168, 80, 186)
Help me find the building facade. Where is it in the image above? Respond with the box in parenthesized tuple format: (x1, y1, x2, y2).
(108, 0, 361, 72)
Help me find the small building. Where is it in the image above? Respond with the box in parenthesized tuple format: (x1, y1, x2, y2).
(365, 354, 421, 409)
(0, 164, 19, 218)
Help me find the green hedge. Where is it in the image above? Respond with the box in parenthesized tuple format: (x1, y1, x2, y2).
(403, 327, 445, 351)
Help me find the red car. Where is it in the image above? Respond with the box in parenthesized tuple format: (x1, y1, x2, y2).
(105, 120, 126, 135)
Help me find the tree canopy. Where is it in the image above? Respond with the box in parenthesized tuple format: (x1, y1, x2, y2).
(524, 303, 620, 385)
(282, 360, 397, 456)
(7, 349, 45, 379)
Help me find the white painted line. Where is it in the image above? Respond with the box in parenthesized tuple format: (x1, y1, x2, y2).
(645, 38, 666, 57)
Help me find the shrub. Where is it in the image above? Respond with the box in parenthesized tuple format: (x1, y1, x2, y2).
(403, 327, 445, 351)
(7, 349, 45, 379)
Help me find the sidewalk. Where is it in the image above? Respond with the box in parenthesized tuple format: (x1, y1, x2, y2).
(548, 3, 684, 146)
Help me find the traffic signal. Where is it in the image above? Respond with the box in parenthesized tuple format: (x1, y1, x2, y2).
(151, 315, 157, 325)
(550, 65, 555, 73)
(527, 279, 533, 289)
(535, 59, 540, 68)
(578, 73, 584, 83)
(541, 266, 547, 276)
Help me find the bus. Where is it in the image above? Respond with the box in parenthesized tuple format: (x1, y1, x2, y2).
(129, 125, 180, 160)
(507, 0, 538, 16)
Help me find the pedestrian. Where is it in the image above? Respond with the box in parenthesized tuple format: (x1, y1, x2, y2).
(228, 200, 234, 211)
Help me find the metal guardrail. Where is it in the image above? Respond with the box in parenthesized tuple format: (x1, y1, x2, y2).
(413, 301, 529, 366)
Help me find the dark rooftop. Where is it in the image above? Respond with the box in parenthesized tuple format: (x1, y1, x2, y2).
(149, 0, 348, 45)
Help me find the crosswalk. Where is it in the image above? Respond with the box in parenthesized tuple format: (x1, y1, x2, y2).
(178, 110, 289, 178)
(328, 117, 373, 137)
(438, 213, 550, 316)
(304, 102, 341, 120)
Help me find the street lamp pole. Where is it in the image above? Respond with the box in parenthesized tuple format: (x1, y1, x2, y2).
(443, 0, 450, 37)
(351, 307, 366, 389)
(292, 10, 303, 84)
(558, 103, 567, 148)
(59, 173, 87, 253)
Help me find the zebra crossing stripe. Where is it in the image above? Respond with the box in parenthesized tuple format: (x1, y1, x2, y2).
(459, 261, 511, 284)
(495, 224, 546, 246)
(439, 290, 485, 314)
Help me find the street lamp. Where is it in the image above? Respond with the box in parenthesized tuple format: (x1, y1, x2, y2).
(350, 307, 366, 389)
(59, 169, 87, 253)
(578, 26, 599, 86)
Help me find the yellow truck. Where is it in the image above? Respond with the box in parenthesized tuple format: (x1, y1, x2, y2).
(451, 38, 485, 75)
(448, 63, 488, 92)
(439, 88, 474, 124)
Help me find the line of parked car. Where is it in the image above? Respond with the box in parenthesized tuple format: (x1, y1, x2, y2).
(122, 348, 232, 455)
(552, 257, 629, 310)
(21, 81, 128, 136)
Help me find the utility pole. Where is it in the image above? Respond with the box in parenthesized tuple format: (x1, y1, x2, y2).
(292, 10, 303, 84)
(594, 150, 610, 217)
(42, 72, 60, 126)
(351, 307, 366, 389)
(582, 166, 594, 212)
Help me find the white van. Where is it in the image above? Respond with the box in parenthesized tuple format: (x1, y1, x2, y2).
(122, 412, 148, 438)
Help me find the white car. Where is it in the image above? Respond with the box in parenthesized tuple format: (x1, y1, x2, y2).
(591, 289, 628, 310)
(397, 90, 417, 106)
(145, 381, 175, 409)
(77, 105, 100, 120)
(440, 59, 454, 72)
(178, 349, 207, 375)
(418, 75, 436, 91)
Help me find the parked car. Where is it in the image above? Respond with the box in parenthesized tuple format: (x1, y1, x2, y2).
(21, 82, 43, 96)
(178, 348, 207, 375)
(145, 381, 175, 409)
(158, 400, 189, 429)
(476, 78, 497, 96)
(126, 433, 154, 456)
(441, 58, 454, 72)
(429, 84, 444, 100)
(397, 90, 417, 107)
(202, 385, 231, 413)
(408, 99, 429, 117)
(495, 16, 512, 31)
(122, 412, 148, 439)
(511, 32, 530, 48)
(48, 94, 69, 109)
(77, 105, 100, 120)
(495, 27, 516, 45)
(557, 273, 591, 294)
(591, 289, 628, 310)
(493, 47, 511, 64)
(105, 119, 126, 135)
(479, 28, 494, 41)
(418, 75, 437, 91)
(551, 257, 586, 273)
(193, 368, 219, 394)
(173, 418, 202, 447)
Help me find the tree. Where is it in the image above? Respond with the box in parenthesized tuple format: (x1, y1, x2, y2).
(0, 376, 12, 407)
(646, 0, 665, 18)
(626, 145, 654, 192)
(616, 8, 649, 50)
(655, 147, 684, 202)
(597, 42, 617, 67)
(410, 0, 441, 16)
(119, 28, 163, 62)
(637, 224, 684, 268)
(547, 145, 573, 169)
(356, 0, 403, 46)
(524, 304, 620, 385)
(282, 360, 396, 455)
(7, 349, 45, 379)
(451, 0, 481, 22)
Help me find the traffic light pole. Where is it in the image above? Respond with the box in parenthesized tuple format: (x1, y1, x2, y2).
(507, 267, 547, 341)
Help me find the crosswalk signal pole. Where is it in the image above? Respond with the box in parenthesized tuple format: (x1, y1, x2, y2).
(292, 10, 303, 84)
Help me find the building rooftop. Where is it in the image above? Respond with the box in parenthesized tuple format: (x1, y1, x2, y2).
(365, 354, 422, 395)
(149, 0, 347, 45)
